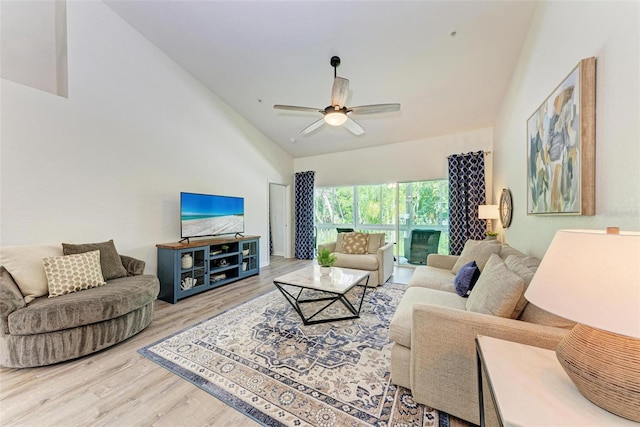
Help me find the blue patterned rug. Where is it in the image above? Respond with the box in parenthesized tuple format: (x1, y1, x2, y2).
(139, 283, 459, 427)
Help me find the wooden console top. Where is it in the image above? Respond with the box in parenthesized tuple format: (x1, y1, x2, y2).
(156, 235, 260, 249)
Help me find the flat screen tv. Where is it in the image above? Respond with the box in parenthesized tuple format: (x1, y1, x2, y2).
(180, 192, 244, 239)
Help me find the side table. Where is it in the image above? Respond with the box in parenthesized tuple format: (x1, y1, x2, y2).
(475, 335, 639, 427)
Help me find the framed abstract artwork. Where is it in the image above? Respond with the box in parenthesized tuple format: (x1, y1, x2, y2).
(527, 57, 596, 215)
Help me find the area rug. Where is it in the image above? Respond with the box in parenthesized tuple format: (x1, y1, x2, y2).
(139, 283, 456, 427)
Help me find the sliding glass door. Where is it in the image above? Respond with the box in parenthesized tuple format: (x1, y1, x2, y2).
(314, 180, 449, 266)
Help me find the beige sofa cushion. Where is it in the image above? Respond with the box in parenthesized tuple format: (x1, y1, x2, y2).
(333, 253, 378, 271)
(452, 239, 500, 274)
(498, 243, 527, 259)
(466, 254, 524, 317)
(390, 287, 467, 348)
(0, 244, 63, 303)
(367, 233, 385, 254)
(408, 266, 456, 293)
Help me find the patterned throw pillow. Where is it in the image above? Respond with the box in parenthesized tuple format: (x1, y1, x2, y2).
(341, 232, 369, 254)
(43, 250, 106, 298)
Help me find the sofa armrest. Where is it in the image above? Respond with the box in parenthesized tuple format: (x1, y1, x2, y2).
(318, 241, 336, 253)
(376, 242, 395, 285)
(0, 267, 26, 335)
(426, 254, 458, 270)
(410, 304, 568, 425)
(120, 255, 145, 276)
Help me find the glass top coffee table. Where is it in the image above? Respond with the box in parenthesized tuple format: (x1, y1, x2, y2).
(273, 265, 371, 325)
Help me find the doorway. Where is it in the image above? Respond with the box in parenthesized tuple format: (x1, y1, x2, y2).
(269, 183, 291, 258)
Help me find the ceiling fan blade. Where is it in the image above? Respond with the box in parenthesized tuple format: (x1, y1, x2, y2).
(331, 77, 349, 108)
(274, 105, 324, 113)
(349, 103, 401, 114)
(300, 117, 326, 135)
(343, 117, 365, 136)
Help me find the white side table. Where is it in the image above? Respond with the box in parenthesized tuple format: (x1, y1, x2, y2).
(475, 335, 639, 427)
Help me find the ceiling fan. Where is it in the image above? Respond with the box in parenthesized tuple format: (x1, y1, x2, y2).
(273, 56, 400, 136)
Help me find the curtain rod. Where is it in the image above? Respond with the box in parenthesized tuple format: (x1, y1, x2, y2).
(447, 150, 491, 158)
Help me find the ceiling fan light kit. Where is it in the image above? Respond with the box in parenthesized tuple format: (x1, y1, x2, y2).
(324, 108, 347, 126)
(274, 56, 400, 136)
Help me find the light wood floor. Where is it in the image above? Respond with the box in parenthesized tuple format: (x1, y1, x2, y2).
(0, 258, 416, 427)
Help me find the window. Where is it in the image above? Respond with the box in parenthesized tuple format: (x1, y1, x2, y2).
(314, 180, 449, 264)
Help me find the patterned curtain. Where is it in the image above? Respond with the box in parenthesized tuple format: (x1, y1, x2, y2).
(294, 171, 315, 259)
(448, 151, 487, 255)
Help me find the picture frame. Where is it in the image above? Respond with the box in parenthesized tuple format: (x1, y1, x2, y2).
(526, 57, 596, 215)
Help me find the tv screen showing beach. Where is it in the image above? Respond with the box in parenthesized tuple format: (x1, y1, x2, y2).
(181, 193, 244, 238)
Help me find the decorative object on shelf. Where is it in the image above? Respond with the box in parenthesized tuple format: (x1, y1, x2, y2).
(181, 253, 193, 269)
(526, 57, 596, 216)
(499, 189, 513, 228)
(317, 248, 337, 276)
(210, 250, 222, 256)
(525, 228, 640, 422)
(212, 273, 226, 282)
(221, 245, 229, 253)
(181, 277, 196, 290)
(242, 262, 248, 272)
(218, 259, 228, 267)
(243, 249, 250, 256)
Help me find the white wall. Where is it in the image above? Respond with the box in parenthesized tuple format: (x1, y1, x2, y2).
(492, 1, 640, 258)
(0, 1, 293, 272)
(294, 127, 494, 189)
(0, 0, 68, 97)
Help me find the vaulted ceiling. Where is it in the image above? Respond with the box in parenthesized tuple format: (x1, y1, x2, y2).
(105, 1, 536, 158)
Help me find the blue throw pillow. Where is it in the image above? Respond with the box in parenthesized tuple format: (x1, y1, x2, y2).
(454, 260, 481, 297)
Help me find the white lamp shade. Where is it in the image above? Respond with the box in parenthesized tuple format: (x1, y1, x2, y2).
(477, 204, 499, 219)
(525, 229, 640, 339)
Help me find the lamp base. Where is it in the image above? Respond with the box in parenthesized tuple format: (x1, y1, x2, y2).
(556, 324, 640, 422)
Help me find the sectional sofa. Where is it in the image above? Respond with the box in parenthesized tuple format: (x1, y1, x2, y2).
(389, 240, 575, 426)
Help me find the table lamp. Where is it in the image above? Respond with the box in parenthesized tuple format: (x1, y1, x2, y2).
(525, 228, 640, 421)
(477, 204, 499, 233)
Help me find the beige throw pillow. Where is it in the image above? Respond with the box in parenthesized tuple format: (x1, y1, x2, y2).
(43, 250, 106, 297)
(0, 244, 63, 303)
(466, 254, 524, 318)
(334, 233, 345, 253)
(504, 255, 537, 319)
(342, 232, 369, 254)
(452, 239, 501, 274)
(367, 233, 385, 254)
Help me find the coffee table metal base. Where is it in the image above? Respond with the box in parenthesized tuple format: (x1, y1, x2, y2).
(274, 276, 370, 325)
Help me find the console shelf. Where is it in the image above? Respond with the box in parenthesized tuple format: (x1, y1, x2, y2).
(156, 235, 260, 304)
